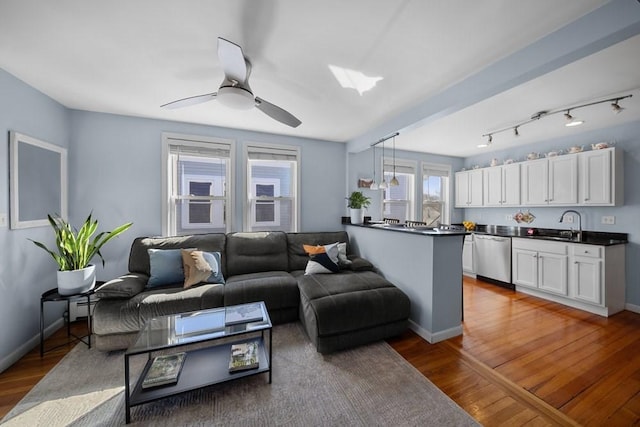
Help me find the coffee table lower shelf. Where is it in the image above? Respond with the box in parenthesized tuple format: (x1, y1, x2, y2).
(125, 336, 271, 423)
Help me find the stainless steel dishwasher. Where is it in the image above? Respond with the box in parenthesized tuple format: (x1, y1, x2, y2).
(474, 234, 512, 285)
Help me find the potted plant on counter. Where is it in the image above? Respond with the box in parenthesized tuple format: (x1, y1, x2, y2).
(347, 191, 371, 225)
(31, 213, 133, 295)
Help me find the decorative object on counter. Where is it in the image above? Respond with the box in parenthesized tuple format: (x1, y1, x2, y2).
(568, 145, 584, 153)
(30, 213, 132, 295)
(490, 158, 499, 167)
(346, 191, 371, 225)
(503, 159, 515, 165)
(472, 165, 480, 169)
(479, 93, 632, 144)
(526, 152, 540, 160)
(513, 210, 536, 224)
(383, 217, 400, 224)
(357, 178, 373, 188)
(546, 150, 562, 157)
(462, 221, 476, 231)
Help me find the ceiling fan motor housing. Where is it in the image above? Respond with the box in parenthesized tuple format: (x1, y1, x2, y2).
(217, 83, 255, 110)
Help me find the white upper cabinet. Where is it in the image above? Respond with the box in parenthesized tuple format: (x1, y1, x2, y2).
(483, 164, 520, 207)
(455, 169, 483, 207)
(548, 155, 578, 205)
(456, 148, 622, 208)
(578, 148, 623, 206)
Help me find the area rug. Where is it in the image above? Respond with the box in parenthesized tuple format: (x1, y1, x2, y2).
(1, 323, 478, 426)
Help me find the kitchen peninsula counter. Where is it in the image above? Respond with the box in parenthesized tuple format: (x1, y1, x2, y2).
(346, 223, 465, 343)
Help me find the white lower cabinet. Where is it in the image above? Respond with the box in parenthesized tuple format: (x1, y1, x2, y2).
(512, 239, 567, 296)
(512, 238, 625, 317)
(462, 235, 475, 276)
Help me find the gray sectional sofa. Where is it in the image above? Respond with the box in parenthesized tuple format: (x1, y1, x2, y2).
(92, 231, 410, 353)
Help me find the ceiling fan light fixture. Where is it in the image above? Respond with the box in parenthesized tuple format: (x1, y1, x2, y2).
(217, 86, 255, 110)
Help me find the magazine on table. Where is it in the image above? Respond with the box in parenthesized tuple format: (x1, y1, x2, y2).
(225, 303, 264, 326)
(142, 352, 187, 389)
(228, 340, 260, 372)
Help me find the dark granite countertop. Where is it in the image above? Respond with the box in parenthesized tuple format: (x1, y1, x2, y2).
(472, 224, 628, 246)
(346, 222, 468, 237)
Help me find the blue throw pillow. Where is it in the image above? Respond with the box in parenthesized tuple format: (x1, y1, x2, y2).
(202, 251, 225, 284)
(147, 248, 185, 287)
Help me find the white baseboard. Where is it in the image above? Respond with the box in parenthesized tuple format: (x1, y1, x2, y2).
(408, 320, 463, 344)
(0, 318, 64, 374)
(625, 303, 640, 314)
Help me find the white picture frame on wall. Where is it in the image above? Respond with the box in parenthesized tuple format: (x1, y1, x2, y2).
(9, 131, 68, 229)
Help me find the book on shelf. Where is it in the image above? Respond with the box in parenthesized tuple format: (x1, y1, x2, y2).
(225, 302, 264, 326)
(228, 340, 260, 372)
(142, 352, 187, 389)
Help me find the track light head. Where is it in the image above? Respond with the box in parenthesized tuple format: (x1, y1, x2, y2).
(514, 127, 519, 137)
(488, 134, 493, 143)
(612, 101, 624, 114)
(564, 110, 573, 121)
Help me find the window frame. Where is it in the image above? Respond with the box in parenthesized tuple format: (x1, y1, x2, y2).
(161, 132, 234, 236)
(421, 162, 452, 226)
(243, 142, 300, 232)
(381, 158, 417, 222)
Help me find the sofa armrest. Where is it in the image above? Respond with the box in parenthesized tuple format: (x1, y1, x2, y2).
(347, 255, 374, 271)
(95, 273, 148, 299)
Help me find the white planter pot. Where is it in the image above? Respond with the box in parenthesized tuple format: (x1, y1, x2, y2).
(350, 208, 364, 224)
(57, 264, 97, 296)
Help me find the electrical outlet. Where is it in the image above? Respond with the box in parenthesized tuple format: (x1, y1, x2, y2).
(564, 215, 574, 223)
(602, 215, 615, 225)
(506, 214, 513, 221)
(0, 213, 7, 227)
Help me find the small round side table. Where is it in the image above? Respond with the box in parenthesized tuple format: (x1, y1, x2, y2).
(39, 284, 101, 356)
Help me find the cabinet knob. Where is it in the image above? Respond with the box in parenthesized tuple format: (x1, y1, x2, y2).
(585, 198, 589, 201)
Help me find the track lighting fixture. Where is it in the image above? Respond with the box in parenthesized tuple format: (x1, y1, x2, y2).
(480, 93, 632, 144)
(390, 135, 399, 187)
(370, 132, 399, 189)
(612, 100, 624, 113)
(370, 145, 378, 190)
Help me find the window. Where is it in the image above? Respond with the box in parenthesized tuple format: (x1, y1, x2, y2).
(162, 133, 233, 235)
(382, 159, 416, 221)
(422, 163, 451, 226)
(245, 143, 299, 232)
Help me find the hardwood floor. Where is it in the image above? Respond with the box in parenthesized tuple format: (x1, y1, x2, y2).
(2, 277, 640, 426)
(389, 277, 640, 426)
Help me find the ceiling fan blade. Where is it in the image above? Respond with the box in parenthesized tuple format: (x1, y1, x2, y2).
(160, 93, 217, 109)
(218, 37, 248, 83)
(255, 97, 302, 128)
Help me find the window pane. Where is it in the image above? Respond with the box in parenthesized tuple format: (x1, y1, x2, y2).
(248, 158, 296, 232)
(422, 166, 450, 226)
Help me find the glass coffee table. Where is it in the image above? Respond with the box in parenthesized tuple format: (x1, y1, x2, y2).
(124, 301, 272, 424)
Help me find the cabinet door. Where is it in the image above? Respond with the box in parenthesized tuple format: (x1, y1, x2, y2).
(538, 253, 568, 295)
(512, 248, 538, 288)
(483, 167, 503, 206)
(548, 155, 578, 205)
(502, 163, 521, 206)
(468, 169, 484, 207)
(572, 256, 602, 304)
(521, 159, 548, 205)
(580, 149, 611, 205)
(463, 240, 475, 273)
(455, 171, 470, 207)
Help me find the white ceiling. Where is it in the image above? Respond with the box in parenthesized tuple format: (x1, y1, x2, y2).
(1, 0, 639, 157)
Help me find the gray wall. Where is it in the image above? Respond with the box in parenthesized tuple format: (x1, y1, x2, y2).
(0, 69, 70, 369)
(461, 121, 640, 308)
(0, 69, 346, 371)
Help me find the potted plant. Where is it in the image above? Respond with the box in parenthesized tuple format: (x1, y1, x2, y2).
(347, 191, 371, 224)
(31, 213, 133, 295)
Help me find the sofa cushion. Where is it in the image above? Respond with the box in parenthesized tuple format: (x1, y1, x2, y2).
(225, 232, 288, 276)
(95, 273, 148, 299)
(182, 250, 225, 288)
(147, 248, 185, 287)
(297, 270, 410, 337)
(286, 232, 349, 271)
(128, 234, 226, 278)
(225, 271, 299, 313)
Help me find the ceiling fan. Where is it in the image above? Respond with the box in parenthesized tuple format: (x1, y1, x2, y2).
(161, 37, 302, 128)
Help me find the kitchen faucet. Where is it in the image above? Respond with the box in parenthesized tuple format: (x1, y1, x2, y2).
(559, 209, 582, 241)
